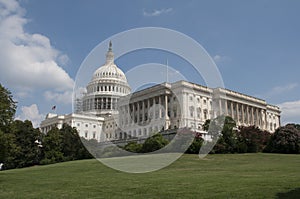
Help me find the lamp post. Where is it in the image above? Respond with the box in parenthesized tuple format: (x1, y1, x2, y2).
(34, 139, 43, 165)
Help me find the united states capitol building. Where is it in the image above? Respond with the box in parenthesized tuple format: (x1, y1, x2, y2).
(40, 42, 281, 142)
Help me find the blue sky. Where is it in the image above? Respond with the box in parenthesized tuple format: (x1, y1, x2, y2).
(0, 0, 299, 126)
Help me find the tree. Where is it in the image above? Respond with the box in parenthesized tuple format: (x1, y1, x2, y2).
(41, 124, 92, 164)
(0, 130, 7, 162)
(203, 119, 211, 131)
(60, 124, 91, 160)
(1, 120, 42, 169)
(0, 84, 17, 133)
(141, 133, 169, 153)
(41, 127, 64, 164)
(186, 133, 204, 154)
(124, 141, 142, 153)
(265, 124, 300, 154)
(207, 116, 238, 154)
(236, 126, 271, 153)
(12, 120, 42, 167)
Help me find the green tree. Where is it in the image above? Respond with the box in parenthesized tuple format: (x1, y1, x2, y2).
(203, 119, 211, 131)
(41, 127, 64, 164)
(207, 116, 238, 154)
(141, 133, 169, 153)
(11, 120, 42, 167)
(236, 126, 271, 153)
(124, 141, 142, 153)
(0, 130, 7, 162)
(0, 84, 17, 133)
(186, 133, 204, 154)
(265, 124, 300, 154)
(60, 124, 91, 160)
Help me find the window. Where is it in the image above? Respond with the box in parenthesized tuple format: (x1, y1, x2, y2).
(189, 106, 194, 117)
(190, 96, 193, 101)
(85, 131, 88, 138)
(203, 99, 207, 105)
(204, 110, 207, 120)
(85, 124, 88, 127)
(93, 132, 96, 139)
(77, 123, 80, 127)
(93, 125, 96, 128)
(197, 107, 201, 118)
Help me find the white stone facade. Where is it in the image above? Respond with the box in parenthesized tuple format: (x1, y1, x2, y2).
(115, 81, 281, 140)
(40, 42, 281, 142)
(40, 113, 104, 142)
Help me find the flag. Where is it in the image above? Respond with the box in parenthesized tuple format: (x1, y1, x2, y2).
(52, 105, 56, 110)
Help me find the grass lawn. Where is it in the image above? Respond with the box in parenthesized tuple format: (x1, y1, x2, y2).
(0, 153, 299, 199)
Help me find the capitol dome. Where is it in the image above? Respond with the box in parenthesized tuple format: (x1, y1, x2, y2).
(81, 41, 131, 115)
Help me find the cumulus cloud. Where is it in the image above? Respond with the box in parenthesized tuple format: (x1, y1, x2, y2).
(15, 104, 44, 127)
(0, 0, 74, 93)
(269, 83, 298, 96)
(44, 90, 73, 104)
(143, 8, 173, 17)
(213, 55, 230, 63)
(258, 83, 299, 100)
(277, 100, 300, 125)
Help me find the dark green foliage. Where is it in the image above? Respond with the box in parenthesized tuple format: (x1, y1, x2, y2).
(0, 84, 17, 132)
(0, 130, 7, 162)
(60, 124, 92, 160)
(123, 141, 142, 153)
(141, 133, 169, 153)
(185, 134, 204, 154)
(41, 127, 64, 164)
(208, 116, 238, 154)
(236, 126, 271, 153)
(2, 120, 43, 169)
(41, 124, 92, 164)
(202, 119, 210, 131)
(265, 124, 300, 154)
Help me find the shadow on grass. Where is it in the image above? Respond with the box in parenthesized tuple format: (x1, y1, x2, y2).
(276, 188, 300, 199)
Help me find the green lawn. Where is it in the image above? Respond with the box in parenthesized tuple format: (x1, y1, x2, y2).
(0, 153, 299, 199)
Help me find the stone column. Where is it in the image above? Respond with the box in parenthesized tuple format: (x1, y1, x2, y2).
(256, 108, 259, 126)
(246, 105, 250, 124)
(225, 99, 228, 116)
(251, 107, 254, 125)
(165, 94, 169, 130)
(137, 101, 140, 123)
(241, 104, 245, 124)
(142, 100, 145, 122)
(219, 99, 222, 115)
(147, 99, 150, 121)
(231, 101, 234, 119)
(236, 103, 239, 124)
(159, 96, 162, 118)
(165, 95, 169, 119)
(132, 103, 135, 124)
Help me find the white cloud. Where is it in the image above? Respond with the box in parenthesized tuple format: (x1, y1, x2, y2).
(277, 100, 300, 125)
(269, 83, 298, 96)
(0, 0, 74, 94)
(258, 83, 299, 99)
(15, 104, 44, 127)
(44, 90, 73, 105)
(143, 8, 173, 17)
(213, 55, 230, 63)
